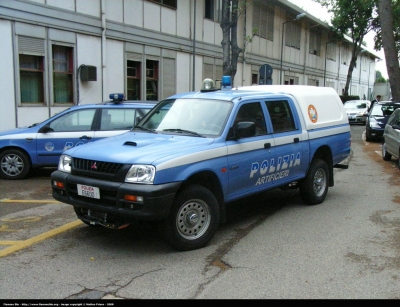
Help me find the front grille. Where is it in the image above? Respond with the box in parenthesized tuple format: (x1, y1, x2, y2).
(73, 158, 123, 174)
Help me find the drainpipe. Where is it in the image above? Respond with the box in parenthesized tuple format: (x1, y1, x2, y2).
(192, 0, 196, 91)
(303, 24, 319, 77)
(101, 0, 106, 100)
(242, 0, 246, 86)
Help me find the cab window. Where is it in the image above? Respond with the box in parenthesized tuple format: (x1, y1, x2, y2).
(234, 102, 267, 136)
(265, 100, 296, 133)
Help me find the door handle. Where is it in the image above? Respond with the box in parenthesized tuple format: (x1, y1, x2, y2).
(79, 135, 93, 140)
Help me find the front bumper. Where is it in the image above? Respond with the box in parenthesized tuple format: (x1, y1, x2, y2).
(51, 170, 181, 222)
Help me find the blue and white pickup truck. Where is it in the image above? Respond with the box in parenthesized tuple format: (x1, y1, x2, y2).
(51, 77, 351, 251)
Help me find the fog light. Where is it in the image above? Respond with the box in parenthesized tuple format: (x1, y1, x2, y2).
(124, 195, 143, 203)
(54, 181, 64, 188)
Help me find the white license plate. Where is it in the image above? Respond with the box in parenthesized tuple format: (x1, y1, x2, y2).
(77, 184, 100, 199)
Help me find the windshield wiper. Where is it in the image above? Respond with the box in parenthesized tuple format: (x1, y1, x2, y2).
(132, 125, 157, 133)
(163, 128, 205, 138)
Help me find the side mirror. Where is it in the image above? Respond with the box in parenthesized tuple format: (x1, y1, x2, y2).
(235, 121, 256, 139)
(39, 124, 54, 133)
(392, 124, 400, 130)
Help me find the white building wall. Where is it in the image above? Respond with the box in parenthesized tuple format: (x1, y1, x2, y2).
(176, 0, 191, 38)
(143, 1, 161, 32)
(0, 20, 16, 131)
(194, 54, 203, 91)
(0, 0, 381, 131)
(203, 19, 215, 45)
(76, 34, 103, 105)
(161, 5, 177, 35)
(176, 52, 191, 93)
(76, 0, 100, 17)
(105, 0, 123, 23)
(47, 0, 75, 11)
(105, 39, 124, 95)
(124, 0, 143, 27)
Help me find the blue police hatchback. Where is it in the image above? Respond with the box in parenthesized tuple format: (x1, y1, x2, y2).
(0, 94, 157, 180)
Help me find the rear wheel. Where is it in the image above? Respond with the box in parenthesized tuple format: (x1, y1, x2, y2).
(299, 159, 329, 205)
(382, 140, 392, 161)
(159, 185, 220, 251)
(0, 149, 31, 180)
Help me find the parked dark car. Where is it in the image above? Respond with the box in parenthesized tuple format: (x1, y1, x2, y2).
(382, 108, 400, 168)
(365, 101, 400, 142)
(0, 94, 157, 180)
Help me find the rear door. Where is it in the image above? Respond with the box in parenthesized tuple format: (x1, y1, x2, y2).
(93, 107, 153, 139)
(385, 109, 400, 157)
(264, 98, 309, 182)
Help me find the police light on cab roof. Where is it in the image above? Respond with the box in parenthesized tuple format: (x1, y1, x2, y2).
(201, 75, 232, 92)
(109, 93, 125, 103)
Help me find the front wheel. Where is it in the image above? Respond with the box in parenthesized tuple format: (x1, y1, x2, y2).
(0, 149, 31, 180)
(299, 159, 329, 205)
(159, 185, 220, 251)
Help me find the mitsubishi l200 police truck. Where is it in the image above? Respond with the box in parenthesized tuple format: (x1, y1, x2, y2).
(51, 77, 351, 251)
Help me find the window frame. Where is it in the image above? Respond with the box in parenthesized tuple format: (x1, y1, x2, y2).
(52, 44, 74, 105)
(147, 0, 177, 10)
(19, 54, 45, 104)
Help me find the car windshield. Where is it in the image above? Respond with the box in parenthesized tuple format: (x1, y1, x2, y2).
(371, 104, 395, 116)
(137, 98, 233, 137)
(344, 101, 368, 109)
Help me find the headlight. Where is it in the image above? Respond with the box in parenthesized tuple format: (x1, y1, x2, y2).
(368, 118, 380, 128)
(58, 154, 72, 173)
(125, 165, 155, 184)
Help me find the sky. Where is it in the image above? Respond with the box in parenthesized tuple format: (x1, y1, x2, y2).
(287, 0, 388, 78)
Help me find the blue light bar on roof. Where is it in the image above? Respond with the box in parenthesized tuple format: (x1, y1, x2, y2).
(109, 93, 124, 103)
(221, 76, 232, 90)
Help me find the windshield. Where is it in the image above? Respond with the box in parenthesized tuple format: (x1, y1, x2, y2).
(27, 107, 74, 128)
(344, 101, 368, 109)
(137, 98, 232, 137)
(371, 104, 395, 116)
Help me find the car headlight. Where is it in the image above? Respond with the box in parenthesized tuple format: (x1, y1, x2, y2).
(368, 118, 380, 128)
(125, 165, 155, 184)
(58, 154, 72, 173)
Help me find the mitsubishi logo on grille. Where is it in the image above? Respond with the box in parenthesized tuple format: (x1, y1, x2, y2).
(91, 162, 97, 170)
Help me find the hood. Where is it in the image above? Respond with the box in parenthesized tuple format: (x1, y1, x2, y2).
(0, 126, 39, 137)
(64, 131, 216, 165)
(345, 107, 368, 113)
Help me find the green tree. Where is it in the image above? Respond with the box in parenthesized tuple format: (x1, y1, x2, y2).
(375, 0, 400, 100)
(314, 0, 375, 96)
(372, 0, 400, 56)
(220, 0, 256, 85)
(220, 0, 241, 85)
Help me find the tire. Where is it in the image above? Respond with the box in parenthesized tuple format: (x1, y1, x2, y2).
(299, 159, 329, 205)
(0, 149, 31, 180)
(381, 140, 392, 161)
(365, 131, 372, 142)
(159, 185, 220, 251)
